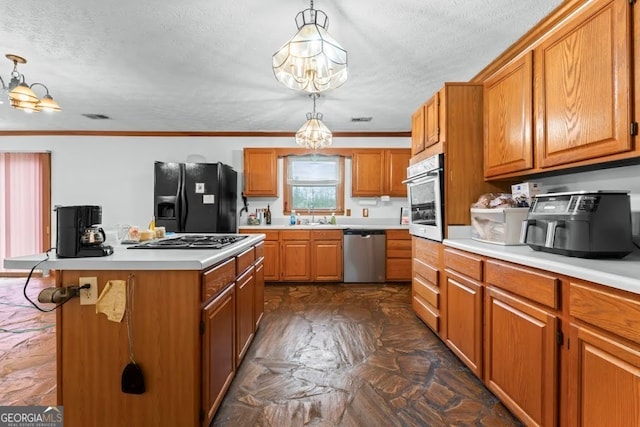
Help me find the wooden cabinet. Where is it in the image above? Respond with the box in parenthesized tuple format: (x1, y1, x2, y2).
(535, 0, 632, 169)
(411, 106, 425, 156)
(484, 260, 560, 427)
(239, 229, 280, 281)
(352, 149, 411, 197)
(385, 229, 411, 281)
(484, 52, 534, 178)
(312, 229, 343, 281)
(243, 148, 278, 196)
(568, 281, 640, 427)
(254, 258, 265, 329)
(424, 90, 441, 148)
(384, 149, 410, 197)
(351, 149, 385, 196)
(235, 266, 255, 365)
(202, 283, 236, 426)
(411, 237, 443, 334)
(280, 230, 312, 281)
(443, 248, 484, 377)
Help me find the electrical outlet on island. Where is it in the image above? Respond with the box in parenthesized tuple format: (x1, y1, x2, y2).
(79, 277, 98, 305)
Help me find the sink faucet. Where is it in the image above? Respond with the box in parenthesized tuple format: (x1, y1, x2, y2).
(308, 204, 315, 223)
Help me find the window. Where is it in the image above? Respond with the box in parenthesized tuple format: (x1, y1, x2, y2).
(283, 155, 344, 215)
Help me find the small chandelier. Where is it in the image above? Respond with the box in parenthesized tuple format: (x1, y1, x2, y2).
(296, 93, 333, 149)
(0, 54, 61, 113)
(272, 0, 348, 93)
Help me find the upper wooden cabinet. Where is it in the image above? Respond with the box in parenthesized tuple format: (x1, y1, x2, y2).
(411, 106, 425, 156)
(484, 52, 534, 178)
(243, 148, 278, 196)
(424, 91, 441, 148)
(352, 149, 410, 197)
(535, 0, 633, 169)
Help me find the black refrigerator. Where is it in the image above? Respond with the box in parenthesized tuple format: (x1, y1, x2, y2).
(154, 161, 237, 233)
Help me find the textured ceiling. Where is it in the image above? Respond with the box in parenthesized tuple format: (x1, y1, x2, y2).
(0, 0, 564, 133)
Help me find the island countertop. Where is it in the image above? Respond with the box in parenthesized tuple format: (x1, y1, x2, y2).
(3, 233, 265, 271)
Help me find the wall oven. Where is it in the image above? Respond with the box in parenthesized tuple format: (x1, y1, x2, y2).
(403, 154, 444, 241)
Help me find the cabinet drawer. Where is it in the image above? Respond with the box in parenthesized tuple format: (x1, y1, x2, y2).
(570, 282, 640, 346)
(313, 229, 342, 240)
(413, 296, 439, 332)
(238, 229, 279, 241)
(413, 276, 440, 308)
(387, 239, 412, 258)
(413, 237, 442, 267)
(386, 229, 411, 240)
(444, 248, 483, 282)
(280, 230, 311, 240)
(413, 258, 439, 288)
(254, 241, 264, 259)
(486, 259, 559, 310)
(236, 247, 255, 275)
(202, 258, 236, 302)
(386, 258, 411, 281)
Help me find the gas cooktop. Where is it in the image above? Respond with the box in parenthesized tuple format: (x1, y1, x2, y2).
(127, 234, 248, 249)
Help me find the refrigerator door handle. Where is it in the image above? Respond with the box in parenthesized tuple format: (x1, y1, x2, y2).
(179, 164, 188, 231)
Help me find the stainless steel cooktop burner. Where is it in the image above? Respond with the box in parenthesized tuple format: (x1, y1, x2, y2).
(127, 235, 248, 249)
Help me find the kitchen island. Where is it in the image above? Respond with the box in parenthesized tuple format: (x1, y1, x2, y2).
(3, 234, 265, 427)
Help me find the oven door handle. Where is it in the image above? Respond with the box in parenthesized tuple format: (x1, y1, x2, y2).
(402, 169, 442, 184)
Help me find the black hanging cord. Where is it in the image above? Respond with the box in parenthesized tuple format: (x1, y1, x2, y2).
(21, 248, 77, 313)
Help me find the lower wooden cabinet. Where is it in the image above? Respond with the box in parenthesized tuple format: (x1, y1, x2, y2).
(312, 230, 343, 281)
(444, 248, 484, 377)
(202, 282, 236, 426)
(412, 237, 443, 334)
(484, 285, 558, 427)
(239, 229, 279, 281)
(235, 266, 255, 365)
(569, 280, 640, 427)
(281, 230, 312, 281)
(386, 229, 411, 281)
(254, 258, 265, 328)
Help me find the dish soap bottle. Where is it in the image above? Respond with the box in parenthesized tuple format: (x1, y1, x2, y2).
(148, 216, 156, 231)
(330, 212, 336, 225)
(266, 204, 272, 225)
(290, 210, 296, 226)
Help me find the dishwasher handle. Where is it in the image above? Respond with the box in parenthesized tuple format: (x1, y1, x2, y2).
(343, 229, 386, 237)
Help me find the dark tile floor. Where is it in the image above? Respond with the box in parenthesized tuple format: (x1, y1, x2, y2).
(213, 283, 523, 427)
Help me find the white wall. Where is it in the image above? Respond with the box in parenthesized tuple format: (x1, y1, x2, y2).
(0, 135, 410, 243)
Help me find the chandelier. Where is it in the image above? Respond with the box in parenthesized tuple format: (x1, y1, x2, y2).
(296, 93, 332, 149)
(0, 54, 61, 113)
(272, 0, 348, 93)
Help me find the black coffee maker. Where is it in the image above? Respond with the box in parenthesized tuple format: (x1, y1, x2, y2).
(56, 205, 114, 258)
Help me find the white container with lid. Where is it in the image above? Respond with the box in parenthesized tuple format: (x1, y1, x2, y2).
(470, 207, 529, 245)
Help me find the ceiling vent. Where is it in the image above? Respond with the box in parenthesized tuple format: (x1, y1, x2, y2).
(350, 117, 372, 122)
(82, 113, 111, 120)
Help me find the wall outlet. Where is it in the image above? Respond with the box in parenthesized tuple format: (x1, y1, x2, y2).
(79, 277, 98, 305)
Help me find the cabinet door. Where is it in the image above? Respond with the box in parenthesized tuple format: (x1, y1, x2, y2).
(484, 52, 534, 178)
(569, 324, 640, 427)
(424, 92, 440, 147)
(281, 240, 311, 281)
(312, 239, 343, 281)
(235, 267, 255, 365)
(243, 148, 278, 196)
(444, 270, 483, 377)
(485, 286, 558, 427)
(384, 149, 411, 197)
(202, 284, 236, 426)
(263, 240, 280, 281)
(351, 150, 384, 197)
(411, 106, 425, 156)
(535, 0, 632, 168)
(254, 259, 265, 329)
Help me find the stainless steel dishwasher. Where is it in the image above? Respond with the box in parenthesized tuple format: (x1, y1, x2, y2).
(343, 229, 386, 283)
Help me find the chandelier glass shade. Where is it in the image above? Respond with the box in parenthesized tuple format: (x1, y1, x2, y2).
(296, 94, 333, 149)
(272, 1, 348, 93)
(0, 54, 61, 113)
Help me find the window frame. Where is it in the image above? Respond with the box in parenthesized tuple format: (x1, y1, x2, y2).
(282, 154, 345, 216)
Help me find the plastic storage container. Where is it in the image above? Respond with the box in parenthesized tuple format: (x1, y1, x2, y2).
(470, 207, 530, 245)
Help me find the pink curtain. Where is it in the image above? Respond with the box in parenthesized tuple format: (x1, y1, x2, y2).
(0, 152, 46, 273)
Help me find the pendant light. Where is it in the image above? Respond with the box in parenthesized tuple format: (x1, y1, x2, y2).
(272, 0, 348, 93)
(296, 93, 332, 149)
(0, 54, 61, 113)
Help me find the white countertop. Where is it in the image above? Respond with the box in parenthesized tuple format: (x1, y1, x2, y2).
(2, 234, 265, 272)
(240, 224, 409, 230)
(444, 238, 640, 295)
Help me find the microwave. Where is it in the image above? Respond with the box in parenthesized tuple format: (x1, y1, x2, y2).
(403, 154, 444, 241)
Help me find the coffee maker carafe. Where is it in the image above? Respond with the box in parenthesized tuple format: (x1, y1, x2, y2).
(56, 205, 114, 258)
